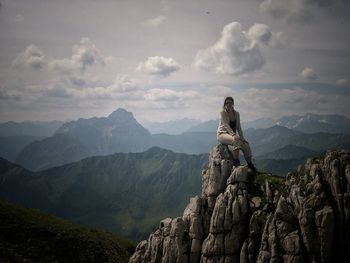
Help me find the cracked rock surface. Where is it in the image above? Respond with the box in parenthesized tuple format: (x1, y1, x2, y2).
(129, 146, 350, 263)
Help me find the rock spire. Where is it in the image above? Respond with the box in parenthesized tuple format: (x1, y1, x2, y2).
(129, 145, 350, 262)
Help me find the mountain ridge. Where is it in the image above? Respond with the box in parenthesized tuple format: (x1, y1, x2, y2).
(1, 147, 208, 241)
(0, 120, 64, 137)
(186, 113, 350, 134)
(8, 109, 350, 171)
(144, 118, 201, 135)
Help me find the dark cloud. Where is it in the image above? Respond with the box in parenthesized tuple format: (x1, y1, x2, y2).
(260, 0, 350, 23)
(0, 85, 21, 101)
(69, 76, 86, 87)
(72, 38, 105, 71)
(50, 38, 105, 74)
(46, 85, 72, 98)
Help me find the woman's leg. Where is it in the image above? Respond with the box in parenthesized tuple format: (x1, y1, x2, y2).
(232, 149, 239, 159)
(242, 141, 256, 171)
(218, 134, 241, 165)
(241, 141, 252, 163)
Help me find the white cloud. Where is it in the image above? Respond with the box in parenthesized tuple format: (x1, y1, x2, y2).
(137, 56, 180, 77)
(248, 24, 272, 45)
(269, 32, 288, 48)
(144, 88, 196, 102)
(49, 58, 76, 74)
(142, 88, 198, 109)
(301, 67, 318, 80)
(248, 24, 287, 48)
(107, 75, 140, 93)
(229, 86, 350, 121)
(49, 38, 104, 73)
(45, 74, 141, 100)
(193, 22, 285, 76)
(142, 15, 166, 27)
(144, 88, 180, 101)
(13, 45, 45, 70)
(337, 78, 348, 86)
(7, 38, 138, 104)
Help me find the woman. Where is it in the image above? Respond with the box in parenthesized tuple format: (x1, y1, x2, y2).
(217, 96, 256, 171)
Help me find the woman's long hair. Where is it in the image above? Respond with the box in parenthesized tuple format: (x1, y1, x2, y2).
(223, 97, 234, 108)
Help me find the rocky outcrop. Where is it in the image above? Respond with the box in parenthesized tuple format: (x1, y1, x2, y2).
(129, 146, 350, 263)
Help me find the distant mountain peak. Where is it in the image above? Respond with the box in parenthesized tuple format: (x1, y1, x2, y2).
(275, 113, 350, 134)
(108, 108, 135, 122)
(267, 125, 294, 132)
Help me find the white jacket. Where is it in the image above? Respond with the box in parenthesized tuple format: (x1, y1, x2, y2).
(216, 109, 245, 140)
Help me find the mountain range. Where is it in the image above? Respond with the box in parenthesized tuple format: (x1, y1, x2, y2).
(244, 125, 350, 156)
(1, 109, 349, 261)
(275, 113, 350, 134)
(255, 144, 318, 160)
(0, 147, 208, 241)
(1, 108, 350, 172)
(144, 113, 350, 134)
(56, 108, 152, 155)
(143, 118, 201, 134)
(0, 120, 63, 162)
(14, 109, 217, 171)
(0, 120, 64, 136)
(0, 135, 45, 162)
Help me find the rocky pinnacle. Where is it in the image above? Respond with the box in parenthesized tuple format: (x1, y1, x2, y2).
(129, 145, 350, 263)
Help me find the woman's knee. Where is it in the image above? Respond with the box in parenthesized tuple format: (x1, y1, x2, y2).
(218, 134, 234, 145)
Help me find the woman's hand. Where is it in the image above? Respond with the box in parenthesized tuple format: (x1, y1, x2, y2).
(234, 134, 240, 141)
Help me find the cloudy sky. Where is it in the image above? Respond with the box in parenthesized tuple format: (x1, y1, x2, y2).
(0, 0, 350, 124)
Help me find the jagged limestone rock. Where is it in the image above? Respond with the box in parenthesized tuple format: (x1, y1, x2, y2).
(201, 165, 250, 262)
(227, 166, 249, 184)
(182, 196, 205, 262)
(202, 145, 233, 199)
(183, 196, 204, 240)
(129, 241, 148, 263)
(129, 147, 350, 263)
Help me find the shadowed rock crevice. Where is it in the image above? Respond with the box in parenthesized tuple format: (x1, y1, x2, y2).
(129, 145, 350, 263)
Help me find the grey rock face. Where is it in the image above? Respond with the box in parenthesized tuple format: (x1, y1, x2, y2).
(129, 147, 350, 263)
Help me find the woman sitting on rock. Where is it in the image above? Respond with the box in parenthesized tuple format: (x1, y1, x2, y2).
(217, 96, 256, 171)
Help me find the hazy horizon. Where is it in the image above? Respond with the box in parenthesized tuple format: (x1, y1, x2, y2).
(1, 0, 350, 123)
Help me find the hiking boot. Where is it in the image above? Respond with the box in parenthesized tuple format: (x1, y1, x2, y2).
(233, 159, 240, 167)
(247, 162, 257, 172)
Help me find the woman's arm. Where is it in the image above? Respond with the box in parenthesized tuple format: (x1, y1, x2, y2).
(236, 112, 245, 141)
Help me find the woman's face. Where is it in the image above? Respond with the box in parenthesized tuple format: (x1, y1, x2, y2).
(225, 100, 234, 111)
